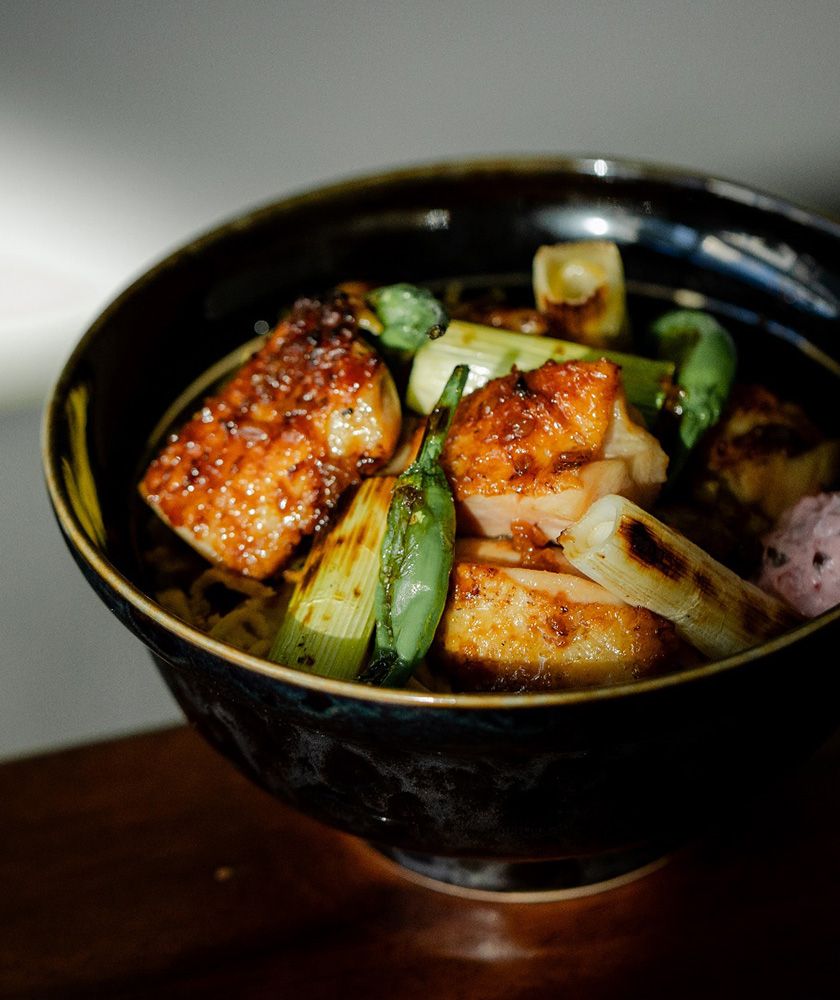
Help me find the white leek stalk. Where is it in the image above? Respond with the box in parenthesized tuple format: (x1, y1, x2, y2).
(268, 476, 395, 679)
(560, 494, 801, 659)
(533, 240, 630, 349)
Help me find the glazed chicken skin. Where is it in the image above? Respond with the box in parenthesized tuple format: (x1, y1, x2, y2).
(140, 295, 401, 580)
(440, 359, 668, 541)
(693, 384, 840, 521)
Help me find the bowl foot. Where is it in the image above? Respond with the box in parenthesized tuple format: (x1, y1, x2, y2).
(372, 842, 675, 901)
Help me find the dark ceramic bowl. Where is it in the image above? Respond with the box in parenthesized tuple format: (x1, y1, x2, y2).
(44, 156, 840, 896)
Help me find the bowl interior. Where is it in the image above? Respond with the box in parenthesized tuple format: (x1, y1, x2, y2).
(46, 156, 840, 702)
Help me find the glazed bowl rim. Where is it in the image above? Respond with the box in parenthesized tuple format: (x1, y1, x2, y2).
(42, 153, 840, 711)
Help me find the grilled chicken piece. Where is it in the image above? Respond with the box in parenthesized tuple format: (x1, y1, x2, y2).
(140, 295, 401, 580)
(454, 533, 583, 575)
(440, 359, 668, 541)
(431, 564, 678, 691)
(693, 384, 840, 521)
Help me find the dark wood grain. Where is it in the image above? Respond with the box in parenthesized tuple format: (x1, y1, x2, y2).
(3, 723, 840, 999)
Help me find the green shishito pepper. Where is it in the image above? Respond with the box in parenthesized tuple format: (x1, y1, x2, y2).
(361, 364, 469, 687)
(650, 309, 737, 484)
(368, 283, 449, 357)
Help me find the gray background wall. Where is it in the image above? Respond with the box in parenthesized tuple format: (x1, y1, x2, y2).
(3, 0, 840, 759)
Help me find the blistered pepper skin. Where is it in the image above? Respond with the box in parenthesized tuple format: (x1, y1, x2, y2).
(363, 365, 469, 687)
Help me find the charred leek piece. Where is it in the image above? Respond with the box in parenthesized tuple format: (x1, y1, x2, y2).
(362, 364, 469, 687)
(368, 283, 449, 357)
(649, 309, 737, 482)
(560, 494, 801, 660)
(533, 240, 631, 349)
(268, 476, 396, 679)
(407, 319, 674, 427)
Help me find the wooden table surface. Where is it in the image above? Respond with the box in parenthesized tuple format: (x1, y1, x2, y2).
(3, 722, 840, 1000)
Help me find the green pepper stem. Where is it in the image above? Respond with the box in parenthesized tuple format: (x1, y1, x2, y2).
(415, 363, 469, 466)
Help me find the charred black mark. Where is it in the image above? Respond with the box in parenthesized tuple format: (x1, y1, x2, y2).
(739, 599, 774, 639)
(399, 482, 423, 508)
(298, 544, 327, 592)
(546, 613, 570, 643)
(620, 518, 689, 580)
(544, 285, 608, 339)
(340, 515, 371, 553)
(426, 404, 452, 440)
(512, 452, 534, 475)
(552, 454, 586, 473)
(512, 373, 531, 398)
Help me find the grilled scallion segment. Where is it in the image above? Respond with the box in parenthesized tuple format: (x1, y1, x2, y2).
(368, 283, 449, 357)
(362, 364, 469, 687)
(649, 309, 737, 483)
(268, 476, 396, 679)
(533, 240, 631, 349)
(407, 319, 674, 427)
(560, 494, 801, 660)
